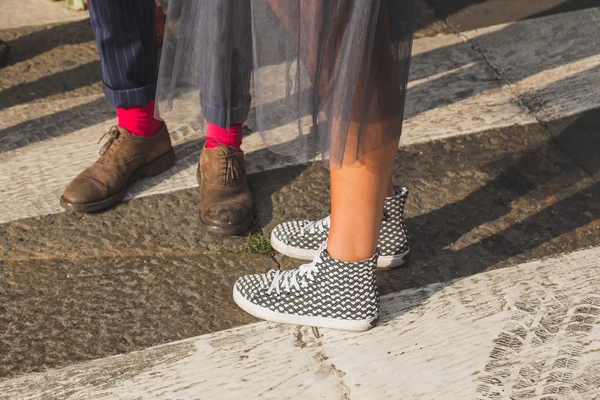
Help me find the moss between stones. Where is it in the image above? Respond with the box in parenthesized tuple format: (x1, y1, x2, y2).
(242, 232, 273, 254)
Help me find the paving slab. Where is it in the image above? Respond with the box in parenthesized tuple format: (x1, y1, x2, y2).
(0, 20, 102, 108)
(0, 252, 275, 378)
(2, 246, 599, 399)
(0, 185, 246, 261)
(463, 7, 600, 122)
(16, 6, 600, 227)
(0, 0, 88, 30)
(404, 30, 534, 143)
(0, 95, 113, 153)
(546, 111, 600, 179)
(425, 0, 600, 32)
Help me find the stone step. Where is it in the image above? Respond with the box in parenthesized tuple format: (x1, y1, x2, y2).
(2, 246, 599, 399)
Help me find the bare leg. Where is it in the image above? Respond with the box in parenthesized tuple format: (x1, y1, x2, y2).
(267, 1, 408, 260)
(328, 135, 399, 262)
(327, 1, 402, 262)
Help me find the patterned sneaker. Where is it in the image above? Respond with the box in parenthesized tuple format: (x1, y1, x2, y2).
(233, 246, 380, 332)
(270, 186, 410, 269)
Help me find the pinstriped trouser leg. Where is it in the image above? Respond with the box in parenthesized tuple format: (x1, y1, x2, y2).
(89, 0, 158, 109)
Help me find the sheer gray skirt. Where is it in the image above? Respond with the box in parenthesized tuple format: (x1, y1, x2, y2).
(156, 0, 415, 168)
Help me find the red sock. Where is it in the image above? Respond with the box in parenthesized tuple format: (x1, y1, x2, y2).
(117, 100, 163, 137)
(205, 121, 243, 152)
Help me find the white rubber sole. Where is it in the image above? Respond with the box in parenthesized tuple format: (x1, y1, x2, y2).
(270, 232, 410, 270)
(233, 287, 378, 332)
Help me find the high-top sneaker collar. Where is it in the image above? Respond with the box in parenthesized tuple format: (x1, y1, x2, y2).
(270, 185, 410, 268)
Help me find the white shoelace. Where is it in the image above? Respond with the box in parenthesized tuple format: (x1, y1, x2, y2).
(300, 216, 330, 236)
(267, 244, 326, 295)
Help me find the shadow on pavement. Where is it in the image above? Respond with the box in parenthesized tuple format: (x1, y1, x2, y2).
(0, 61, 101, 110)
(0, 96, 112, 154)
(3, 2, 599, 160)
(3, 19, 94, 68)
(527, 0, 600, 20)
(380, 109, 600, 298)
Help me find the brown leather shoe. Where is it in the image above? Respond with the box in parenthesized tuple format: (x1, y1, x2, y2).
(197, 145, 253, 235)
(61, 124, 174, 213)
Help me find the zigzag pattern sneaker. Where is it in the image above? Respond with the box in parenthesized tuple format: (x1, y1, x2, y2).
(270, 186, 410, 269)
(233, 246, 380, 332)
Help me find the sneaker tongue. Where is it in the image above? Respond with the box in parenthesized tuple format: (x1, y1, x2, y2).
(302, 216, 330, 234)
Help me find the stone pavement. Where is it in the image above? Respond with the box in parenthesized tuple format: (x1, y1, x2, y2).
(3, 246, 600, 399)
(1, 1, 600, 399)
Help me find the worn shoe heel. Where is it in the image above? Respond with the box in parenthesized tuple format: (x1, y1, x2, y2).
(141, 147, 176, 177)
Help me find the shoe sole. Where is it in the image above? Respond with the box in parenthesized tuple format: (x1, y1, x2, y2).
(270, 232, 410, 269)
(199, 214, 253, 236)
(60, 147, 175, 213)
(233, 286, 378, 332)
